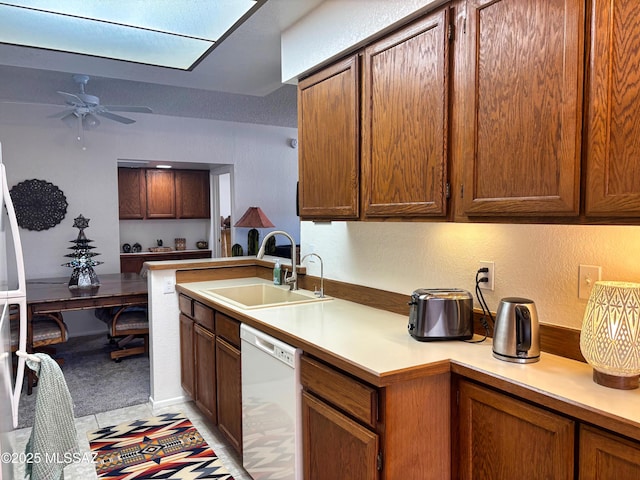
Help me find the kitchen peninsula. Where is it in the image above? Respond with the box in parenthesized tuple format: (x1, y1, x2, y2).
(145, 258, 640, 479)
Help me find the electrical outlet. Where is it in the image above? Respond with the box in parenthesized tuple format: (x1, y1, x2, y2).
(478, 261, 495, 291)
(579, 265, 601, 299)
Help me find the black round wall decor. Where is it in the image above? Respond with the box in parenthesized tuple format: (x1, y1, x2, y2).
(9, 179, 68, 231)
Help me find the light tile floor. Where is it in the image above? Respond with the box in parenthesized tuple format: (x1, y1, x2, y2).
(7, 400, 253, 480)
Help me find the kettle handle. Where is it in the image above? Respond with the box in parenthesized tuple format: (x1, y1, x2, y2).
(515, 305, 531, 353)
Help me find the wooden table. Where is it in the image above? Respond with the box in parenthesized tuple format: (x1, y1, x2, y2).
(25, 272, 148, 393)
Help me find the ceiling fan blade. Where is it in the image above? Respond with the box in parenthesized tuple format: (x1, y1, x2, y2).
(96, 110, 136, 124)
(103, 105, 153, 114)
(57, 91, 86, 106)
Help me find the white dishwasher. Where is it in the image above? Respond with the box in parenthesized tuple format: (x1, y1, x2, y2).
(240, 324, 302, 480)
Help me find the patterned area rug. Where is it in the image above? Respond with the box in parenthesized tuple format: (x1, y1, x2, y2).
(88, 412, 235, 479)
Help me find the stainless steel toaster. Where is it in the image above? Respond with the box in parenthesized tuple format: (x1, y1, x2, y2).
(408, 288, 473, 341)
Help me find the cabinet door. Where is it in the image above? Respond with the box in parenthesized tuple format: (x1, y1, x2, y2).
(119, 256, 144, 274)
(579, 425, 640, 479)
(194, 323, 217, 423)
(146, 169, 176, 218)
(118, 168, 146, 219)
(176, 170, 210, 219)
(362, 8, 450, 217)
(460, 0, 584, 216)
(215, 337, 242, 454)
(457, 380, 574, 480)
(298, 55, 360, 219)
(179, 314, 195, 399)
(585, 1, 640, 215)
(302, 391, 379, 480)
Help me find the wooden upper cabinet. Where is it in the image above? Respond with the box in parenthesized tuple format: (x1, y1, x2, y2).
(176, 170, 210, 219)
(362, 8, 450, 218)
(298, 55, 360, 220)
(460, 0, 584, 216)
(585, 0, 640, 216)
(145, 169, 176, 219)
(118, 168, 146, 219)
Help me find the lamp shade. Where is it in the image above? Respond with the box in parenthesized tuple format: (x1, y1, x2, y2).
(234, 207, 274, 228)
(580, 281, 640, 390)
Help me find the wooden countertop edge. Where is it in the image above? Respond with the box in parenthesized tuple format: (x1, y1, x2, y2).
(450, 362, 640, 443)
(147, 257, 306, 272)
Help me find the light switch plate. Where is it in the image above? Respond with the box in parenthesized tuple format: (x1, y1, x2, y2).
(163, 278, 175, 294)
(579, 265, 601, 299)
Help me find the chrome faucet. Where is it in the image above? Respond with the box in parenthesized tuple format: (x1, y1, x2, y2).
(257, 230, 298, 290)
(301, 253, 324, 297)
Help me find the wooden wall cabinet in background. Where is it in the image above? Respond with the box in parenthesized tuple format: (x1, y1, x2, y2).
(118, 167, 210, 220)
(118, 168, 146, 219)
(176, 170, 211, 219)
(145, 169, 176, 219)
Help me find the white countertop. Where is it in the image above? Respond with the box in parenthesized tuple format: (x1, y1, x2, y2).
(177, 276, 640, 436)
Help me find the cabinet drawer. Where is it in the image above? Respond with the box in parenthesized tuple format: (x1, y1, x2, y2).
(216, 312, 240, 347)
(301, 356, 378, 428)
(178, 294, 193, 316)
(193, 301, 215, 331)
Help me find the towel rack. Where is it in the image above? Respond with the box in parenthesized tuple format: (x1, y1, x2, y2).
(16, 350, 41, 363)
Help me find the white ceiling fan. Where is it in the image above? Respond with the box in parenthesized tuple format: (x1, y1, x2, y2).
(50, 74, 153, 147)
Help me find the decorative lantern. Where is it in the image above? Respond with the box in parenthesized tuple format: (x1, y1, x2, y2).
(580, 281, 640, 390)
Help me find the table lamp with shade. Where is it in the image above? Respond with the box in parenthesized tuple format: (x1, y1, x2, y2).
(580, 281, 640, 390)
(234, 206, 274, 256)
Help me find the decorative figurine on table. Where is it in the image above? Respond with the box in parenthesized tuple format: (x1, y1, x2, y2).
(62, 214, 103, 289)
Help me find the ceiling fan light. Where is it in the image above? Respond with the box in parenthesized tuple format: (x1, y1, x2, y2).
(61, 112, 79, 128)
(82, 113, 100, 129)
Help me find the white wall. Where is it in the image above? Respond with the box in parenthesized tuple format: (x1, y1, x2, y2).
(300, 222, 640, 330)
(0, 103, 299, 335)
(281, 0, 445, 81)
(119, 219, 210, 252)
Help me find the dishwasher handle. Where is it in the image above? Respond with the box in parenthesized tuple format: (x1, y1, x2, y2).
(254, 336, 277, 357)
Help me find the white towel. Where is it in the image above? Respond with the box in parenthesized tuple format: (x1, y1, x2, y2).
(24, 353, 79, 480)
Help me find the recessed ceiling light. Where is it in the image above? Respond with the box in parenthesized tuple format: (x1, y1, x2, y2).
(156, 165, 172, 169)
(0, 0, 261, 70)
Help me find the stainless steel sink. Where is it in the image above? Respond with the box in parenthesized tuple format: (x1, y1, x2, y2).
(200, 283, 331, 309)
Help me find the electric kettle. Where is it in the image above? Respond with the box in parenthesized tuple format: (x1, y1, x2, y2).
(492, 297, 540, 363)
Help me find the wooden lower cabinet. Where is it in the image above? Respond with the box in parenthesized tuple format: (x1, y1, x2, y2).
(194, 323, 216, 423)
(215, 336, 242, 454)
(178, 294, 242, 455)
(302, 391, 379, 480)
(301, 355, 451, 480)
(455, 379, 574, 480)
(179, 314, 195, 398)
(579, 425, 640, 479)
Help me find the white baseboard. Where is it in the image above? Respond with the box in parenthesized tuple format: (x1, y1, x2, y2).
(148, 394, 188, 410)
